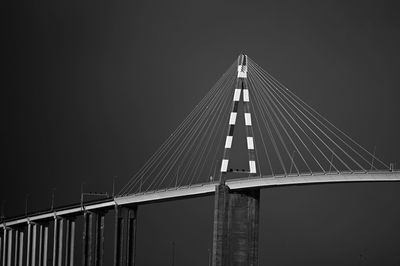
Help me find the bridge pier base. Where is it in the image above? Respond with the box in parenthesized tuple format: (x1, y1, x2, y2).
(17, 230, 24, 266)
(82, 211, 105, 266)
(64, 218, 75, 266)
(113, 206, 137, 266)
(40, 223, 49, 266)
(52, 218, 64, 266)
(212, 184, 260, 266)
(1, 228, 6, 266)
(6, 229, 12, 266)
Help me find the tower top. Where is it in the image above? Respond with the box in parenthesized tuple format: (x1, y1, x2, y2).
(237, 54, 248, 78)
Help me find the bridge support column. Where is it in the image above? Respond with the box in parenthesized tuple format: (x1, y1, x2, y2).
(14, 228, 21, 266)
(36, 223, 48, 266)
(0, 231, 2, 266)
(6, 229, 12, 266)
(82, 212, 92, 266)
(113, 206, 137, 266)
(82, 211, 106, 266)
(18, 230, 24, 266)
(26, 224, 30, 266)
(2, 228, 6, 266)
(52, 218, 64, 266)
(93, 212, 105, 266)
(31, 223, 38, 266)
(212, 184, 260, 266)
(38, 225, 43, 266)
(64, 218, 75, 266)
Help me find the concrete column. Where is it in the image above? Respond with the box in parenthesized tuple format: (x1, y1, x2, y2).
(212, 185, 230, 266)
(31, 224, 37, 266)
(14, 230, 19, 266)
(52, 219, 58, 266)
(37, 226, 42, 266)
(64, 221, 70, 266)
(64, 219, 75, 266)
(18, 231, 23, 266)
(82, 212, 106, 266)
(113, 206, 137, 266)
(64, 218, 76, 266)
(42, 225, 48, 266)
(94, 213, 105, 266)
(81, 213, 87, 266)
(70, 220, 75, 266)
(26, 223, 31, 266)
(82, 212, 93, 266)
(212, 184, 260, 266)
(3, 228, 8, 266)
(7, 229, 13, 266)
(0, 231, 2, 266)
(57, 220, 63, 266)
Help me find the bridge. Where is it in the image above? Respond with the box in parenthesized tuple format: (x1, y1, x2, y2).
(1, 55, 399, 266)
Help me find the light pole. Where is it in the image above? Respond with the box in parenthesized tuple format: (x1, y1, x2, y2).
(25, 194, 30, 217)
(51, 187, 56, 210)
(208, 248, 212, 266)
(80, 182, 85, 209)
(0, 200, 5, 221)
(112, 176, 117, 197)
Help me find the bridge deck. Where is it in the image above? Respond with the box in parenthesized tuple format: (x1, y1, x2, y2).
(2, 171, 400, 227)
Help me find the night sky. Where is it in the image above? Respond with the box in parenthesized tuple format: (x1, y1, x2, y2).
(2, 1, 400, 265)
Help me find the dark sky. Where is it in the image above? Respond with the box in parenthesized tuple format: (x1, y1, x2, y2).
(2, 1, 400, 265)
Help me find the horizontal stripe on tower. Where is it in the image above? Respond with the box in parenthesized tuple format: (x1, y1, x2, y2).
(249, 160, 257, 174)
(244, 113, 252, 126)
(229, 112, 237, 125)
(247, 137, 254, 150)
(225, 136, 233, 148)
(233, 89, 241, 101)
(221, 159, 229, 172)
(237, 66, 248, 78)
(243, 89, 249, 102)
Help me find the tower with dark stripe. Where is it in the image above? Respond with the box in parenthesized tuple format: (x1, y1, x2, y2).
(220, 54, 257, 183)
(213, 54, 260, 266)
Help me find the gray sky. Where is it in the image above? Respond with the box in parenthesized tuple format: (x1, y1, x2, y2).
(2, 1, 400, 265)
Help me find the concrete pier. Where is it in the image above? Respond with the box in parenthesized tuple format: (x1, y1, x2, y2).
(93, 213, 105, 266)
(2, 228, 6, 266)
(18, 230, 24, 266)
(52, 218, 64, 266)
(113, 206, 137, 266)
(64, 218, 75, 266)
(7, 229, 12, 266)
(38, 223, 49, 266)
(212, 184, 260, 266)
(82, 212, 106, 266)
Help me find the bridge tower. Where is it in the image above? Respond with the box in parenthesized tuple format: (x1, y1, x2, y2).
(212, 54, 261, 266)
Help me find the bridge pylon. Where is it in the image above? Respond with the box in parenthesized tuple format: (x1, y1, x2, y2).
(213, 55, 260, 266)
(220, 54, 257, 184)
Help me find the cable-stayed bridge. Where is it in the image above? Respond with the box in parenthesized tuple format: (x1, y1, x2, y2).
(1, 55, 399, 266)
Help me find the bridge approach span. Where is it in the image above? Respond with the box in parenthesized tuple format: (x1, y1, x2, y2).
(2, 171, 400, 228)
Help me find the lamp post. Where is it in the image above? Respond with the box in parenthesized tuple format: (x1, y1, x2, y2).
(51, 187, 56, 211)
(112, 176, 117, 197)
(80, 182, 85, 209)
(25, 194, 30, 217)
